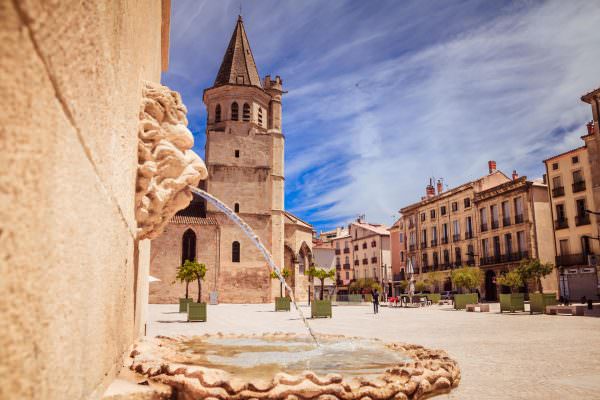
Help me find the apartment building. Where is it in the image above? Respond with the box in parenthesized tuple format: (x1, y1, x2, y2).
(390, 218, 407, 285)
(399, 162, 555, 300)
(319, 217, 391, 295)
(544, 122, 599, 300)
(475, 175, 556, 300)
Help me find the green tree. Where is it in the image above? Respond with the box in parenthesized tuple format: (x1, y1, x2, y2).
(183, 260, 207, 303)
(415, 280, 428, 293)
(398, 280, 409, 294)
(306, 265, 335, 300)
(516, 258, 554, 293)
(270, 267, 291, 297)
(426, 271, 444, 293)
(175, 260, 195, 299)
(496, 270, 523, 294)
(451, 266, 483, 293)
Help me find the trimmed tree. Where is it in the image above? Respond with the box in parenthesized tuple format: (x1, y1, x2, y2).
(516, 258, 554, 293)
(426, 271, 444, 293)
(398, 279, 409, 294)
(175, 260, 195, 299)
(270, 267, 291, 297)
(496, 270, 523, 294)
(185, 260, 207, 303)
(415, 280, 428, 293)
(450, 266, 483, 293)
(306, 265, 336, 300)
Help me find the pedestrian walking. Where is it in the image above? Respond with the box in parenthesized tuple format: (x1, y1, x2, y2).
(372, 288, 379, 314)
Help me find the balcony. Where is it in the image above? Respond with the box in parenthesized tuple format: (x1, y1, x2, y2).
(354, 260, 359, 266)
(465, 231, 473, 240)
(335, 249, 341, 255)
(452, 234, 461, 242)
(371, 257, 378, 263)
(336, 264, 341, 269)
(554, 218, 568, 230)
(354, 245, 359, 251)
(441, 237, 449, 245)
(431, 239, 438, 247)
(420, 241, 428, 249)
(491, 220, 499, 230)
(503, 217, 511, 227)
(343, 263, 351, 270)
(480, 223, 488, 232)
(555, 253, 587, 266)
(409, 244, 416, 252)
(515, 214, 524, 224)
(572, 180, 586, 193)
(362, 258, 368, 265)
(552, 186, 565, 197)
(479, 252, 529, 266)
(343, 247, 350, 254)
(576, 214, 591, 226)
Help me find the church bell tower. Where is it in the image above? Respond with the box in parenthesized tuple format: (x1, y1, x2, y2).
(202, 16, 285, 302)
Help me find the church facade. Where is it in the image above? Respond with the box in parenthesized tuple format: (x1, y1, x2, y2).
(149, 16, 313, 304)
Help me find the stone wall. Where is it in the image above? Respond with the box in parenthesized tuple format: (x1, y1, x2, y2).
(0, 1, 168, 398)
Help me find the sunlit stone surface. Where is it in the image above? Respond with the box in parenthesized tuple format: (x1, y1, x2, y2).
(129, 333, 460, 399)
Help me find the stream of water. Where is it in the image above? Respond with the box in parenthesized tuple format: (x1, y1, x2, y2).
(188, 186, 320, 346)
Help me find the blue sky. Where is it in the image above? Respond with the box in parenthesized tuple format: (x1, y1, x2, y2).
(163, 0, 600, 233)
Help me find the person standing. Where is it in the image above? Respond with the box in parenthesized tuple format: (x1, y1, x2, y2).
(372, 288, 380, 314)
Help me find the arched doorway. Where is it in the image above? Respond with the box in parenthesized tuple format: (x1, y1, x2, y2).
(485, 270, 497, 301)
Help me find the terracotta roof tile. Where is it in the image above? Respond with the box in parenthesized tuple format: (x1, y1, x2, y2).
(170, 216, 218, 225)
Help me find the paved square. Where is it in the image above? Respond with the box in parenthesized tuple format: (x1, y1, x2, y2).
(148, 303, 600, 399)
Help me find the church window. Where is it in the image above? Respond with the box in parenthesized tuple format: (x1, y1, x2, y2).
(235, 149, 240, 158)
(234, 203, 240, 213)
(231, 102, 239, 120)
(232, 241, 240, 262)
(181, 229, 197, 265)
(258, 107, 263, 126)
(242, 103, 250, 121)
(215, 104, 221, 122)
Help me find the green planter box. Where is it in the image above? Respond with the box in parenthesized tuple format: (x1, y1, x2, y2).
(179, 298, 193, 313)
(529, 292, 557, 314)
(427, 293, 441, 304)
(187, 302, 207, 322)
(348, 294, 362, 303)
(275, 297, 291, 311)
(311, 300, 332, 318)
(454, 293, 478, 310)
(500, 293, 525, 313)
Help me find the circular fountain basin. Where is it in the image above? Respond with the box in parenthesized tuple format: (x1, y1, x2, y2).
(130, 333, 460, 399)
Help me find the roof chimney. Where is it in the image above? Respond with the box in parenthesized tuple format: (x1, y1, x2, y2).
(488, 160, 497, 174)
(587, 121, 595, 135)
(436, 179, 443, 195)
(512, 170, 519, 180)
(426, 178, 435, 198)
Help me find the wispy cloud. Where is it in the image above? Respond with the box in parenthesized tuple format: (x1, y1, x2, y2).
(164, 0, 600, 232)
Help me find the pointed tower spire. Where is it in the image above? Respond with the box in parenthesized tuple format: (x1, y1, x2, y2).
(213, 16, 262, 88)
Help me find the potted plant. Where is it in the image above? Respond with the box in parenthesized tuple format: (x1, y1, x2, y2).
(497, 270, 525, 313)
(271, 267, 291, 311)
(175, 260, 195, 312)
(517, 259, 557, 314)
(306, 265, 334, 318)
(186, 260, 207, 322)
(451, 267, 481, 309)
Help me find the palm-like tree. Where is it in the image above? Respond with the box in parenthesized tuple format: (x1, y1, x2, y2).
(175, 260, 196, 299)
(306, 265, 336, 300)
(270, 267, 291, 297)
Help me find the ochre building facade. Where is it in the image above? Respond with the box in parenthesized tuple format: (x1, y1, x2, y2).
(149, 17, 312, 304)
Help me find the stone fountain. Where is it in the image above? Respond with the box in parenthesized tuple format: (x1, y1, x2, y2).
(131, 82, 460, 399)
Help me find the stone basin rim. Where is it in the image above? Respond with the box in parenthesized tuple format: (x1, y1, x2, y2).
(129, 332, 461, 400)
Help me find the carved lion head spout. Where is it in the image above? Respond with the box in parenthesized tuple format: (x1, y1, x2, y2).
(135, 81, 208, 240)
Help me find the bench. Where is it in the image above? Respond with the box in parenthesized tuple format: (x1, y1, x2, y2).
(466, 303, 490, 312)
(546, 305, 584, 316)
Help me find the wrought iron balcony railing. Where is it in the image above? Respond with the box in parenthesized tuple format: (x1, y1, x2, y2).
(552, 186, 565, 197)
(572, 180, 586, 193)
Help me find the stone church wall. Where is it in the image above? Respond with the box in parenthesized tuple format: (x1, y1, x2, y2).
(0, 1, 168, 398)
